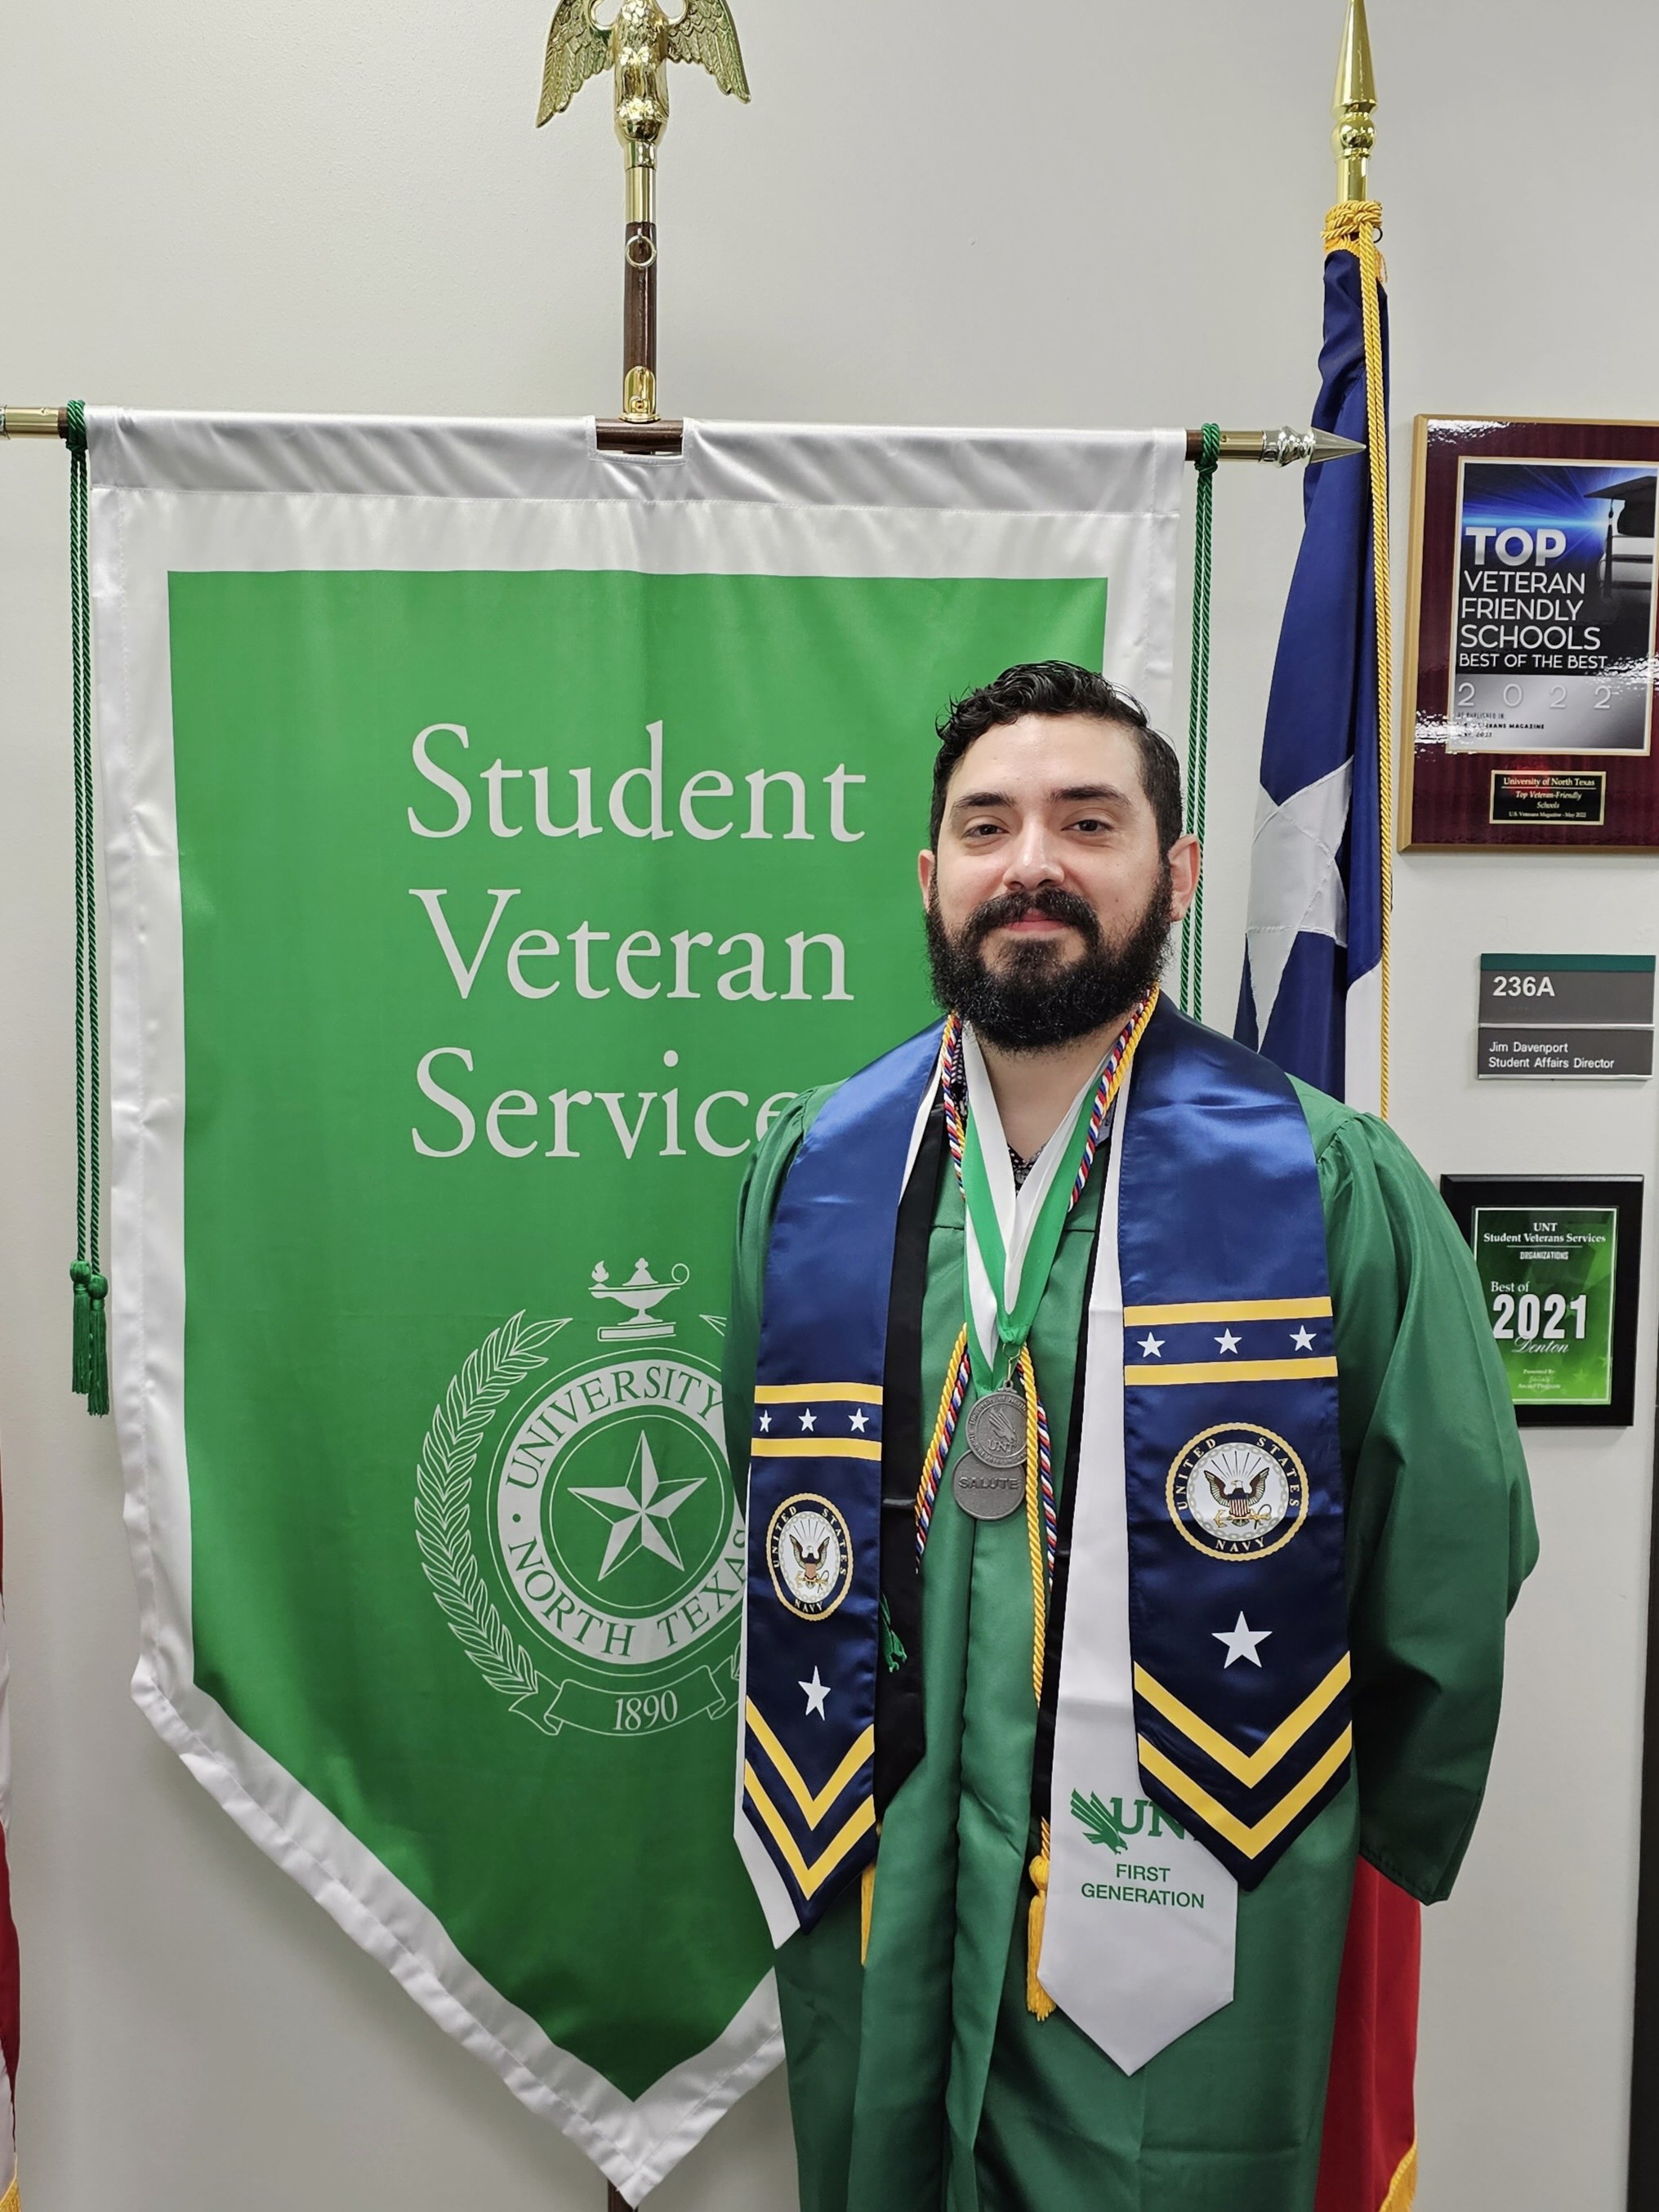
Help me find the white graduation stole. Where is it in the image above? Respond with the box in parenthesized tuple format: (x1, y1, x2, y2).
(1037, 1056, 1238, 2069)
(958, 1046, 1238, 2069)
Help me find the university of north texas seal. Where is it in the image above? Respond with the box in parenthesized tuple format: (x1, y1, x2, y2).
(415, 1264, 745, 1738)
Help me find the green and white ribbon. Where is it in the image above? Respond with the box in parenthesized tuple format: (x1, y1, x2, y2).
(958, 1032, 1104, 1395)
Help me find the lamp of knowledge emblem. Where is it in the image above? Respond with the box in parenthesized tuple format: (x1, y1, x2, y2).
(415, 1262, 743, 1738)
(1166, 1425, 1309, 1562)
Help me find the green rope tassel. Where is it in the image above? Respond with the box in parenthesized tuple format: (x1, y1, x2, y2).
(1179, 421, 1220, 1019)
(65, 399, 109, 1417)
(87, 1273, 109, 1418)
(70, 1260, 91, 1394)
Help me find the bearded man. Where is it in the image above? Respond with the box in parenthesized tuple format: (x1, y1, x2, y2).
(723, 660, 1535, 2212)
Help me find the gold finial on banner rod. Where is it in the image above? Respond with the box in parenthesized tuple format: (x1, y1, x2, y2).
(0, 411, 1365, 466)
(1332, 0, 1377, 203)
(537, 0, 751, 428)
(0, 407, 67, 439)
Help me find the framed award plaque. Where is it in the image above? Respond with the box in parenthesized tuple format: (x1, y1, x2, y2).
(1401, 417, 1659, 848)
(1439, 1174, 1642, 1425)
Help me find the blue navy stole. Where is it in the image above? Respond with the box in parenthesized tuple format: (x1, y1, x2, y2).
(1116, 1003, 1350, 1885)
(740, 1027, 941, 1930)
(739, 1003, 1350, 1929)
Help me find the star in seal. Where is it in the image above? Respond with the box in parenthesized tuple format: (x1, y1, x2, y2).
(570, 1432, 704, 1579)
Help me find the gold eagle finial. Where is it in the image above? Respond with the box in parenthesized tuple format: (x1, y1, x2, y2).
(537, 0, 748, 424)
(538, 0, 750, 139)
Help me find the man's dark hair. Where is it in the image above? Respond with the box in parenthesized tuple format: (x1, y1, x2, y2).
(928, 662, 1184, 853)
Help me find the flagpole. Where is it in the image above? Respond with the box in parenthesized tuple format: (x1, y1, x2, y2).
(1329, 0, 1394, 1120)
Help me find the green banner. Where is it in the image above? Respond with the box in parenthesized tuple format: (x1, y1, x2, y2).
(91, 414, 1180, 2194)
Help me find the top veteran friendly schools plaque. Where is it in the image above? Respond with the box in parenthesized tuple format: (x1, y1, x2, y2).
(1402, 417, 1659, 850)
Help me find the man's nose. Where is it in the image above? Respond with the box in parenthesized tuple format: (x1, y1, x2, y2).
(1001, 823, 1064, 887)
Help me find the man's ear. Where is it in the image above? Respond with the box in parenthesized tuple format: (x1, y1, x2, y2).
(1167, 834, 1201, 921)
(917, 848, 935, 908)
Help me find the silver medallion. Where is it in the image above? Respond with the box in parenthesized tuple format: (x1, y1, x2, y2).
(952, 1386, 1028, 1522)
(964, 1387, 1026, 1467)
(952, 1454, 1024, 1520)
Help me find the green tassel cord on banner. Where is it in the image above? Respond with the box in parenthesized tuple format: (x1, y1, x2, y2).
(65, 400, 109, 1417)
(1178, 421, 1220, 1020)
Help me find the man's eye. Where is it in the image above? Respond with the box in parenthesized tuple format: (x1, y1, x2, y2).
(964, 821, 1003, 838)
(1070, 816, 1110, 834)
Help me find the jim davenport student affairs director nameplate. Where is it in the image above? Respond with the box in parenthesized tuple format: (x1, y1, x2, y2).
(1477, 954, 1656, 1078)
(1402, 417, 1659, 850)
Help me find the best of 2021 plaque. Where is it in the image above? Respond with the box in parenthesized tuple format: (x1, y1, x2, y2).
(1401, 417, 1659, 849)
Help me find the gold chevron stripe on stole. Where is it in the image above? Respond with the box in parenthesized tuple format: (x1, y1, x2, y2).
(743, 1764, 876, 1897)
(1133, 1653, 1351, 1786)
(1123, 1297, 1333, 1324)
(755, 1382, 885, 1403)
(745, 1701, 876, 1825)
(1137, 1727, 1354, 1858)
(0, 2170, 16, 2212)
(1124, 1355, 1339, 1385)
(750, 1437, 883, 1460)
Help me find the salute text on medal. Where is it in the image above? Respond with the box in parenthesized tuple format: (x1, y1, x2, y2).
(404, 716, 865, 1162)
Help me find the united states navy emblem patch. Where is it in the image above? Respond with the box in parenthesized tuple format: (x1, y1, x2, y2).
(767, 1496, 854, 1621)
(1166, 1425, 1309, 1561)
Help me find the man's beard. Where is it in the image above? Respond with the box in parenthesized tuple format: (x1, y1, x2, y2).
(924, 867, 1175, 1053)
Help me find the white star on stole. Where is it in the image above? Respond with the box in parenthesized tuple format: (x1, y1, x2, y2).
(1213, 1612, 1273, 1668)
(800, 1668, 832, 1719)
(757, 1411, 772, 1433)
(848, 1407, 869, 1433)
(1138, 1333, 1164, 1358)
(1291, 1325, 1317, 1351)
(799, 1407, 818, 1432)
(1215, 1328, 1242, 1354)
(571, 1433, 703, 1580)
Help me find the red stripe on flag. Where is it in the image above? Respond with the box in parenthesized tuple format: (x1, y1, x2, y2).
(1315, 1859, 1420, 2212)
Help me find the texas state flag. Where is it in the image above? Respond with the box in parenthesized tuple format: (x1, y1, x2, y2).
(1234, 247, 1386, 1109)
(1237, 232, 1419, 2212)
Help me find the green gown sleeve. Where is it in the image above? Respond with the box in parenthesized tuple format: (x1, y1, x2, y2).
(1295, 1081, 1541, 1904)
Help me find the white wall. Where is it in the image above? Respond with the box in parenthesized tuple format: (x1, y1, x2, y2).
(1, 2, 1654, 2206)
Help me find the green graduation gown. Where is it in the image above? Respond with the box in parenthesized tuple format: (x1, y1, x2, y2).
(723, 1067, 1536, 2212)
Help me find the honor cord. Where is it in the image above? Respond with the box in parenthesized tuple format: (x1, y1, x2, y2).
(918, 1006, 1153, 2024)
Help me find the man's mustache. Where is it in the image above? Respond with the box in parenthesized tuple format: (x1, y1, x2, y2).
(964, 886, 1102, 952)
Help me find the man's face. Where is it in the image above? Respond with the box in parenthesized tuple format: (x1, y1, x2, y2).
(916, 714, 1200, 1049)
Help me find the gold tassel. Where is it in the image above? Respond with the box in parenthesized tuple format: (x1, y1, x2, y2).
(1026, 1820, 1055, 2018)
(1380, 2142, 1417, 2212)
(860, 1857, 875, 1964)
